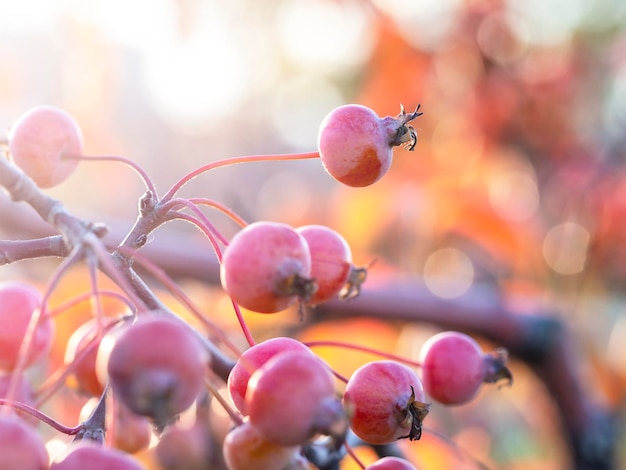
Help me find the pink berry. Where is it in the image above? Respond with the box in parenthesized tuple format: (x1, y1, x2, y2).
(220, 221, 315, 313)
(0, 281, 53, 371)
(317, 104, 421, 187)
(343, 360, 430, 445)
(97, 313, 208, 425)
(50, 442, 144, 470)
(155, 422, 212, 470)
(228, 336, 313, 415)
(419, 331, 512, 405)
(0, 415, 49, 469)
(222, 420, 302, 470)
(246, 350, 345, 446)
(64, 319, 106, 397)
(366, 456, 417, 470)
(8, 105, 83, 188)
(296, 224, 352, 305)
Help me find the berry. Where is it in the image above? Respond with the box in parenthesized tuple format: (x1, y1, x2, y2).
(8, 105, 83, 188)
(220, 221, 315, 313)
(0, 281, 53, 371)
(0, 415, 49, 469)
(222, 420, 303, 470)
(246, 350, 345, 446)
(50, 442, 144, 470)
(343, 360, 429, 444)
(366, 456, 417, 470)
(64, 319, 106, 397)
(96, 312, 208, 426)
(296, 224, 353, 305)
(155, 422, 212, 470)
(79, 398, 152, 454)
(228, 336, 313, 415)
(419, 331, 512, 405)
(317, 104, 421, 187)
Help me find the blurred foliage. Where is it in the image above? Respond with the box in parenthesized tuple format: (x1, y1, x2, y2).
(1, 0, 626, 468)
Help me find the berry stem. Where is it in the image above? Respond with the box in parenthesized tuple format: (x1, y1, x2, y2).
(164, 198, 229, 249)
(70, 154, 158, 197)
(0, 398, 80, 435)
(113, 246, 226, 335)
(230, 299, 256, 347)
(305, 340, 421, 368)
(204, 378, 244, 427)
(343, 440, 366, 469)
(187, 197, 248, 227)
(161, 151, 320, 203)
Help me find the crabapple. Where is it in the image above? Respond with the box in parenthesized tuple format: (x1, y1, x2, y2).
(343, 360, 430, 444)
(8, 105, 83, 188)
(50, 442, 144, 470)
(227, 336, 313, 415)
(220, 221, 315, 313)
(64, 319, 107, 397)
(0, 281, 53, 371)
(0, 415, 49, 469)
(96, 312, 208, 426)
(418, 331, 512, 405)
(317, 104, 422, 187)
(155, 422, 212, 470)
(79, 397, 152, 454)
(222, 420, 303, 470)
(296, 224, 353, 305)
(246, 350, 345, 446)
(366, 456, 417, 470)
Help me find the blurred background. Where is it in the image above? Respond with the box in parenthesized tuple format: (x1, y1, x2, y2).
(1, 0, 626, 469)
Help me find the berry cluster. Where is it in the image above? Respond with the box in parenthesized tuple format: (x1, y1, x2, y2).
(0, 103, 512, 469)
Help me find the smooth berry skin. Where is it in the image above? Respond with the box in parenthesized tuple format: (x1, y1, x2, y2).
(98, 313, 208, 424)
(318, 104, 391, 187)
(343, 360, 428, 445)
(0, 415, 49, 469)
(366, 456, 417, 470)
(220, 221, 313, 313)
(419, 331, 486, 405)
(318, 104, 420, 187)
(228, 336, 313, 415)
(246, 350, 341, 446)
(0, 281, 53, 371)
(296, 224, 352, 305)
(50, 442, 144, 470)
(8, 106, 83, 188)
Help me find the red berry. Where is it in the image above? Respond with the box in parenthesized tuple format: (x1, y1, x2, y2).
(50, 442, 144, 470)
(365, 456, 417, 470)
(97, 313, 208, 425)
(419, 331, 512, 405)
(296, 224, 352, 305)
(343, 360, 430, 444)
(8, 106, 83, 188)
(317, 104, 421, 187)
(246, 350, 344, 446)
(0, 281, 53, 371)
(227, 336, 313, 415)
(0, 415, 49, 469)
(220, 221, 315, 313)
